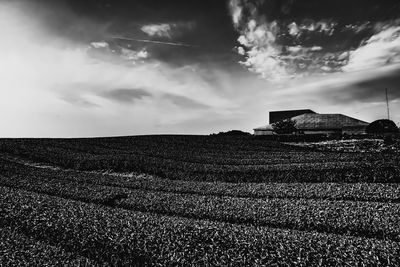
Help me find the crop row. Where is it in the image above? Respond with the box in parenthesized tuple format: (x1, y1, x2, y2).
(118, 191, 400, 242)
(2, 158, 400, 203)
(0, 174, 128, 206)
(1, 165, 400, 241)
(1, 150, 399, 182)
(0, 226, 95, 266)
(0, 144, 349, 168)
(1, 186, 399, 266)
(1, 136, 398, 182)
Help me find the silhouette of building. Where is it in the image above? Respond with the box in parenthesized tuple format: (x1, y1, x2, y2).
(254, 110, 368, 135)
(269, 109, 316, 124)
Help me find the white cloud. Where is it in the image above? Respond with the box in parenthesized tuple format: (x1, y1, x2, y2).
(287, 20, 336, 38)
(87, 41, 149, 64)
(343, 26, 400, 72)
(141, 23, 172, 38)
(288, 22, 300, 36)
(237, 46, 245, 55)
(235, 14, 289, 82)
(311, 46, 322, 51)
(321, 66, 332, 72)
(228, 1, 342, 81)
(90, 41, 109, 49)
(229, 0, 243, 28)
(287, 46, 302, 53)
(140, 22, 195, 39)
(228, 0, 400, 81)
(120, 47, 148, 61)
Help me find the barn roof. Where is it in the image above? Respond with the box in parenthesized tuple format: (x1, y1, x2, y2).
(291, 113, 369, 130)
(269, 109, 316, 124)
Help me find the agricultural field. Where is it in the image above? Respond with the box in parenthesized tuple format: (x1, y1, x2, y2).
(1, 135, 400, 265)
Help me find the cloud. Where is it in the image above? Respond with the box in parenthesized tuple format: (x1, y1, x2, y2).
(275, 64, 400, 105)
(101, 89, 152, 104)
(287, 20, 337, 38)
(287, 22, 300, 36)
(229, 1, 342, 81)
(228, 0, 400, 81)
(0, 1, 235, 137)
(141, 23, 172, 38)
(228, 0, 243, 29)
(140, 22, 195, 39)
(350, 69, 400, 103)
(88, 42, 148, 64)
(247, 64, 400, 126)
(3, 0, 400, 137)
(237, 18, 288, 82)
(120, 47, 148, 61)
(343, 26, 400, 72)
(163, 93, 210, 109)
(90, 41, 109, 49)
(61, 94, 99, 108)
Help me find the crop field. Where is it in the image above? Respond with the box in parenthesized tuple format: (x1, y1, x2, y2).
(1, 135, 400, 265)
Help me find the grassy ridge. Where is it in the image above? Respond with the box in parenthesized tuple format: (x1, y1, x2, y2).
(1, 136, 399, 182)
(1, 186, 399, 266)
(1, 158, 400, 203)
(0, 227, 95, 266)
(1, 136, 399, 265)
(1, 158, 400, 242)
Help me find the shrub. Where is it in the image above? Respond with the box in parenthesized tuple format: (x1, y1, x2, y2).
(212, 130, 251, 136)
(272, 119, 297, 134)
(366, 119, 399, 135)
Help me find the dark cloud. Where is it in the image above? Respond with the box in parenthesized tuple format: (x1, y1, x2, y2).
(61, 94, 99, 108)
(351, 70, 400, 102)
(20, 0, 240, 71)
(102, 88, 152, 103)
(258, 0, 400, 23)
(163, 93, 210, 109)
(319, 68, 400, 104)
(29, 0, 236, 46)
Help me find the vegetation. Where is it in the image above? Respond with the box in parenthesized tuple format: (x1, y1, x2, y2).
(2, 186, 400, 266)
(366, 119, 399, 134)
(272, 118, 297, 134)
(1, 135, 400, 265)
(2, 158, 400, 202)
(1, 159, 400, 242)
(0, 136, 398, 183)
(211, 130, 251, 136)
(0, 226, 94, 266)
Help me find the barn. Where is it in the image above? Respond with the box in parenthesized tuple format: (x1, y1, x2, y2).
(254, 109, 369, 136)
(253, 124, 275, 135)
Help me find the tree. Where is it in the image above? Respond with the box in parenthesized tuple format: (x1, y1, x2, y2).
(272, 119, 297, 134)
(211, 130, 251, 136)
(366, 119, 399, 135)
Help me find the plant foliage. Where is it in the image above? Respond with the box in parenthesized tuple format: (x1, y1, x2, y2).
(366, 119, 399, 134)
(272, 119, 297, 134)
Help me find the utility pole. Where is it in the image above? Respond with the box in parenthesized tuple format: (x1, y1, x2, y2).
(385, 88, 390, 120)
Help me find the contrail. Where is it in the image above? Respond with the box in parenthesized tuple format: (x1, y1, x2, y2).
(110, 36, 199, 48)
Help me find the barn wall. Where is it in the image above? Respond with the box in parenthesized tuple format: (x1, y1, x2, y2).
(254, 130, 274, 135)
(343, 126, 367, 135)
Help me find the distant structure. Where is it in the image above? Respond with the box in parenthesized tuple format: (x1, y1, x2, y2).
(254, 109, 369, 135)
(269, 109, 316, 124)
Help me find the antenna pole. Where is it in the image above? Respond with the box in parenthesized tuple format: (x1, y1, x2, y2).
(385, 88, 390, 120)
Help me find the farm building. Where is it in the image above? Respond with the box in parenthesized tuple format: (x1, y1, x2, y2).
(269, 109, 316, 124)
(254, 109, 369, 135)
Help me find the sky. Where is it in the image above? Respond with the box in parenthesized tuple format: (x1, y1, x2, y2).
(0, 0, 399, 137)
